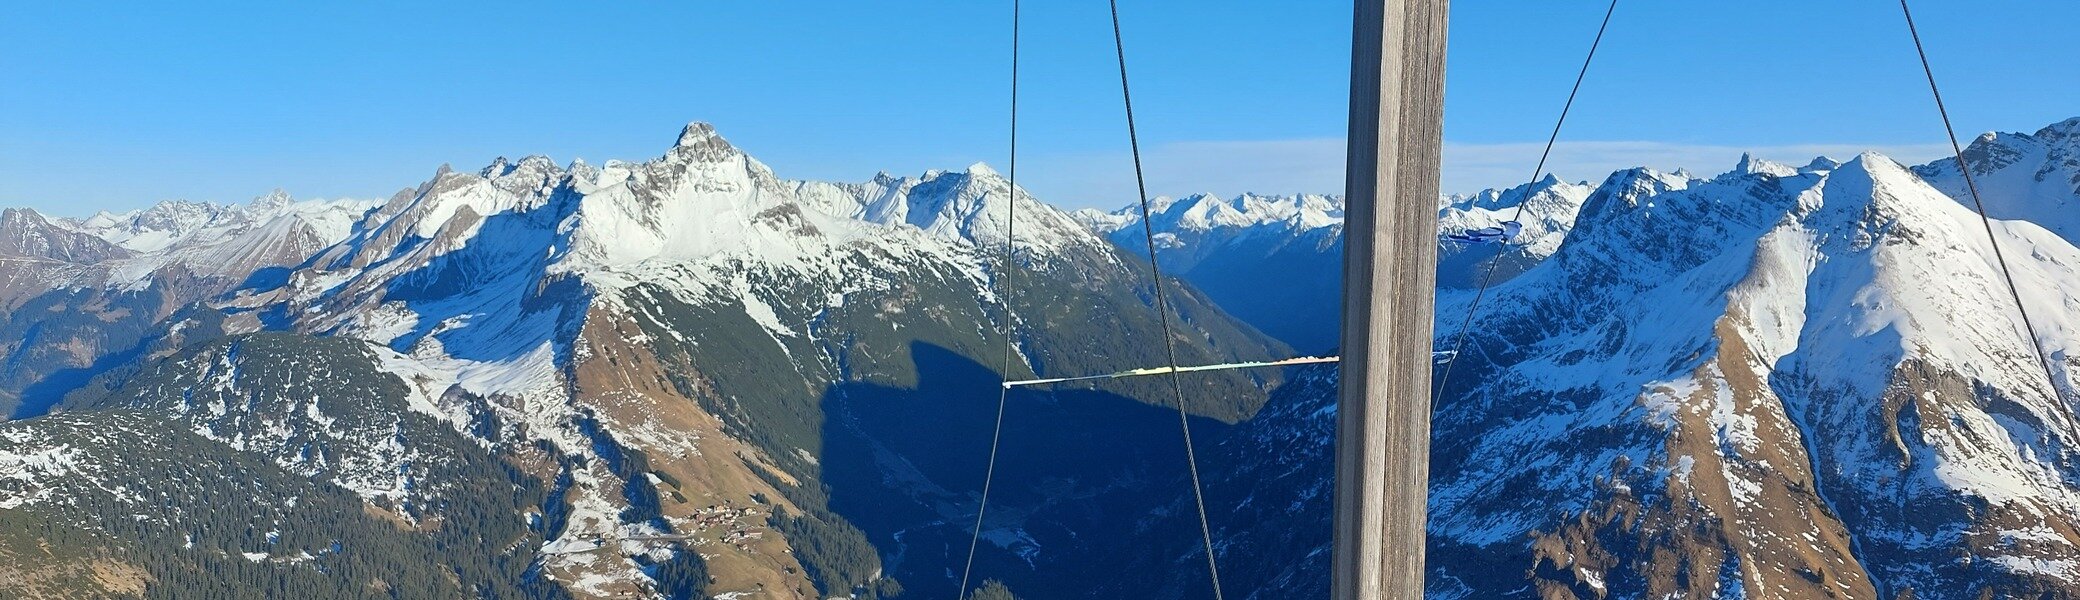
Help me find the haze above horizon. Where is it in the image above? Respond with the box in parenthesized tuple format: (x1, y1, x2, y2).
(4, 1, 2077, 215)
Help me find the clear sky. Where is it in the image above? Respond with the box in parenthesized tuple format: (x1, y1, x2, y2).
(4, 1, 2077, 214)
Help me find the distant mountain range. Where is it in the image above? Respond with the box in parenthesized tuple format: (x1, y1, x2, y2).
(1, 117, 2076, 599)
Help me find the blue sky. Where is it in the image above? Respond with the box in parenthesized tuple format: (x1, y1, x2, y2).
(4, 1, 2077, 214)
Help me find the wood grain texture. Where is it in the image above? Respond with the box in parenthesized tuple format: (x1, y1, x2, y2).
(1332, 0, 1447, 598)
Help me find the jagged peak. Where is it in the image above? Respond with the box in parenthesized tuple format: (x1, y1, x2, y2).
(1582, 167, 1689, 211)
(1, 206, 48, 224)
(479, 155, 558, 179)
(481, 156, 512, 176)
(964, 162, 999, 179)
(2034, 116, 2080, 142)
(675, 121, 721, 148)
(564, 159, 599, 186)
(1730, 152, 1800, 178)
(0, 205, 131, 263)
(251, 188, 294, 211)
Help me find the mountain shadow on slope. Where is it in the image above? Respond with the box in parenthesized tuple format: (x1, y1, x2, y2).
(3, 283, 186, 419)
(377, 194, 591, 366)
(1167, 227, 1344, 355)
(816, 341, 1242, 599)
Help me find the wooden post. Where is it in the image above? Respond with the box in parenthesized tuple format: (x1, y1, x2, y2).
(1333, 0, 1447, 598)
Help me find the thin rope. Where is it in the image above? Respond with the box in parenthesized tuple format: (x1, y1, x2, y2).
(1898, 0, 2067, 404)
(1433, 0, 1619, 403)
(1003, 356, 1341, 388)
(1108, 2, 1226, 598)
(956, 1, 1019, 597)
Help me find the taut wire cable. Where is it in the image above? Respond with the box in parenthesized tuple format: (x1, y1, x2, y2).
(955, 0, 1020, 597)
(1108, 1, 1227, 598)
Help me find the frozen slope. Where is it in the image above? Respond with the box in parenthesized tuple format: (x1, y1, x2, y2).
(1915, 117, 2080, 245)
(201, 122, 1284, 599)
(1193, 153, 2080, 600)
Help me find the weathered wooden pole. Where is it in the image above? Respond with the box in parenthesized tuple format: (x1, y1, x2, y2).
(1332, 0, 1447, 598)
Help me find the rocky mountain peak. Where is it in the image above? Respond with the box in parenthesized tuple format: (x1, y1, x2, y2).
(675, 121, 721, 148)
(659, 121, 745, 168)
(2036, 115, 2080, 142)
(251, 188, 295, 211)
(0, 206, 129, 263)
(1911, 117, 2080, 244)
(1729, 151, 1801, 178)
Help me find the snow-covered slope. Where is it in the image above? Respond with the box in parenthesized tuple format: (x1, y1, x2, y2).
(153, 122, 1287, 599)
(1915, 117, 2080, 245)
(12, 114, 2079, 599)
(1192, 151, 2080, 599)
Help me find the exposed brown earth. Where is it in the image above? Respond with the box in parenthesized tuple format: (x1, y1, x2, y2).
(563, 307, 817, 599)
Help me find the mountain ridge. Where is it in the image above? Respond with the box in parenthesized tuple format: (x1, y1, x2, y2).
(0, 120, 1288, 599)
(4, 117, 2079, 599)
(1174, 147, 2080, 599)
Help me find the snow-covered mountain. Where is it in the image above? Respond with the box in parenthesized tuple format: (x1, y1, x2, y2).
(0, 192, 377, 419)
(1915, 117, 2080, 245)
(1431, 152, 2077, 597)
(1177, 150, 2080, 599)
(0, 122, 1287, 599)
(1076, 178, 1595, 352)
(6, 116, 2080, 599)
(0, 207, 131, 264)
(1073, 192, 1345, 273)
(1075, 192, 1346, 352)
(2, 330, 556, 598)
(1435, 174, 1600, 288)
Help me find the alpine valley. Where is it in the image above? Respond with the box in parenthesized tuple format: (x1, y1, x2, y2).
(2, 118, 2077, 600)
